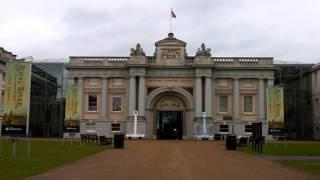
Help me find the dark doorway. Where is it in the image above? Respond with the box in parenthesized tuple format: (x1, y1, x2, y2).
(157, 111, 183, 140)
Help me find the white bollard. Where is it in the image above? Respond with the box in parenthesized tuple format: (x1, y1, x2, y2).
(202, 112, 207, 135)
(133, 110, 138, 135)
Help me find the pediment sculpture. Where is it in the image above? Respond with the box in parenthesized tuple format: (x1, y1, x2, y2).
(130, 43, 145, 56)
(161, 49, 180, 60)
(196, 43, 211, 56)
(157, 96, 183, 109)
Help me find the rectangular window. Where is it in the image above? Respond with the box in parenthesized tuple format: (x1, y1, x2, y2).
(88, 94, 97, 111)
(88, 78, 98, 86)
(217, 79, 228, 87)
(220, 125, 229, 133)
(111, 123, 121, 132)
(112, 79, 123, 86)
(244, 96, 253, 112)
(86, 122, 96, 132)
(243, 79, 253, 88)
(245, 125, 253, 133)
(219, 96, 228, 112)
(112, 95, 122, 112)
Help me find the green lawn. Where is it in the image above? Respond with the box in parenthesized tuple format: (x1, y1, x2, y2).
(239, 142, 320, 156)
(239, 142, 320, 175)
(279, 160, 320, 175)
(0, 139, 109, 180)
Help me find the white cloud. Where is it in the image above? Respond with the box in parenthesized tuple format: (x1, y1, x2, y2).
(0, 0, 319, 63)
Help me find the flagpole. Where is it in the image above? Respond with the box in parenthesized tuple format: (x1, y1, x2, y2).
(170, 8, 172, 33)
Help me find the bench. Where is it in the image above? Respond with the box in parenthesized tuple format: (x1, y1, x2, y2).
(214, 134, 224, 140)
(80, 134, 98, 143)
(99, 136, 113, 145)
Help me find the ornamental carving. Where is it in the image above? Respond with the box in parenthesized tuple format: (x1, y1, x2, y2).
(156, 96, 184, 109)
(196, 43, 211, 56)
(130, 43, 145, 56)
(161, 49, 181, 60)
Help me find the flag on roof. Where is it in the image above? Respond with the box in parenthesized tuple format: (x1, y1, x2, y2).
(171, 9, 176, 18)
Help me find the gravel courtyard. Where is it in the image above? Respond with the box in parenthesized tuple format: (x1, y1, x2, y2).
(28, 140, 318, 180)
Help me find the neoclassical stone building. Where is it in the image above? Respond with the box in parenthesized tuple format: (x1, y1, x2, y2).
(66, 33, 275, 139)
(311, 64, 320, 140)
(0, 48, 16, 135)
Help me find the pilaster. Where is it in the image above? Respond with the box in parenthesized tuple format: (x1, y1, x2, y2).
(258, 78, 265, 121)
(195, 76, 202, 117)
(128, 76, 136, 116)
(233, 78, 240, 121)
(205, 77, 212, 117)
(138, 76, 145, 116)
(101, 78, 108, 120)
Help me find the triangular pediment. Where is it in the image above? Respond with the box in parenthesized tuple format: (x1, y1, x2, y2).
(155, 33, 186, 47)
(153, 33, 187, 66)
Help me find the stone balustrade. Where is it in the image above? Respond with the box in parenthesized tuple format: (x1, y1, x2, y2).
(213, 57, 273, 66)
(68, 56, 273, 67)
(69, 56, 129, 66)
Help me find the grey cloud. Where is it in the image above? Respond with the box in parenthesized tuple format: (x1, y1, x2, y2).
(0, 0, 319, 63)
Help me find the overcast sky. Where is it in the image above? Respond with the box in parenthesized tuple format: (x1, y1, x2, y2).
(0, 0, 319, 63)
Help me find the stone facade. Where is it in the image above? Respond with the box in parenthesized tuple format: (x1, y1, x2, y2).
(311, 64, 320, 140)
(0, 48, 16, 136)
(66, 33, 275, 139)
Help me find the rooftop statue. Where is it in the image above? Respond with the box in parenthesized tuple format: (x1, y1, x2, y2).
(130, 43, 145, 56)
(196, 43, 211, 56)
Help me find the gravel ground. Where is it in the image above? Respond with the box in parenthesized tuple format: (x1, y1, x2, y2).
(27, 140, 318, 180)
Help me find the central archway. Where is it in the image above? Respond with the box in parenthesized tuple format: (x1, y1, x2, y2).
(145, 87, 194, 139)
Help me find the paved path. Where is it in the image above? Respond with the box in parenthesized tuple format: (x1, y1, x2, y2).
(28, 140, 318, 180)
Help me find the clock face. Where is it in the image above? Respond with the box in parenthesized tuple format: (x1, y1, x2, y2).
(161, 49, 181, 60)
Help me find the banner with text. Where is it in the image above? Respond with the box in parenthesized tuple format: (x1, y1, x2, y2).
(267, 87, 284, 134)
(2, 62, 31, 136)
(64, 86, 82, 132)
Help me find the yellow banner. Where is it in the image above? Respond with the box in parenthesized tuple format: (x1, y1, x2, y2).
(3, 62, 31, 134)
(267, 87, 284, 133)
(64, 86, 82, 131)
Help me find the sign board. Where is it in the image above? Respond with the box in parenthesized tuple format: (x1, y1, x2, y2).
(2, 62, 31, 136)
(267, 87, 284, 134)
(64, 86, 82, 132)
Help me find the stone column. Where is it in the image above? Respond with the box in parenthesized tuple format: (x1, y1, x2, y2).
(128, 76, 136, 116)
(233, 78, 240, 121)
(205, 77, 212, 117)
(258, 78, 265, 121)
(195, 76, 202, 117)
(212, 78, 216, 118)
(138, 76, 145, 116)
(101, 78, 108, 120)
(78, 77, 83, 120)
